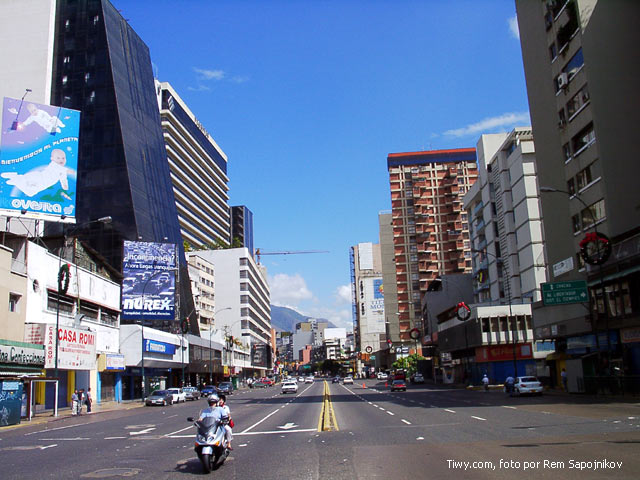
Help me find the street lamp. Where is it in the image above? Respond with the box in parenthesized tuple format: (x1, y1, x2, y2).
(54, 216, 112, 381)
(210, 307, 232, 383)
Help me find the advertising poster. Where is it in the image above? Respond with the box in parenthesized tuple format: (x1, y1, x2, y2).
(44, 325, 96, 370)
(121, 240, 176, 320)
(0, 97, 80, 221)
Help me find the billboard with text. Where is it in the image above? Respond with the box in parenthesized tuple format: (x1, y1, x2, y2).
(0, 97, 80, 222)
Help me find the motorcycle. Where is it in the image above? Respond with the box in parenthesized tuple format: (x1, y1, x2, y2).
(187, 410, 231, 473)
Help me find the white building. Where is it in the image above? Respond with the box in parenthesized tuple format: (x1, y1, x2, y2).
(156, 81, 231, 249)
(187, 254, 216, 334)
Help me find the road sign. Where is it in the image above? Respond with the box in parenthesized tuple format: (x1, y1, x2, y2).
(542, 280, 589, 306)
(370, 355, 376, 360)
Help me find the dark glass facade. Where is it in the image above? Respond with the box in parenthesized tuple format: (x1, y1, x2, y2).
(231, 205, 254, 256)
(50, 0, 197, 333)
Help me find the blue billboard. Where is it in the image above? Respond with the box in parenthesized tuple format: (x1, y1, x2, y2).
(121, 241, 177, 320)
(0, 97, 80, 221)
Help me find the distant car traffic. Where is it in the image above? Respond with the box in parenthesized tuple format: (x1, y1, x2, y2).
(281, 381, 299, 394)
(183, 386, 200, 401)
(252, 379, 270, 388)
(145, 390, 173, 406)
(216, 382, 234, 395)
(390, 379, 407, 392)
(201, 385, 217, 396)
(166, 388, 186, 403)
(411, 373, 425, 384)
(512, 376, 543, 396)
(343, 376, 354, 385)
(376, 372, 388, 380)
(304, 376, 314, 384)
(332, 376, 340, 384)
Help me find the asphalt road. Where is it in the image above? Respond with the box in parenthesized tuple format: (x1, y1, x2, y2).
(1, 379, 639, 479)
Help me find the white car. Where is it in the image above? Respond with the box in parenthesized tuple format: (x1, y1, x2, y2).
(343, 376, 354, 385)
(304, 376, 314, 384)
(376, 372, 388, 380)
(166, 388, 186, 403)
(411, 373, 425, 384)
(512, 376, 543, 396)
(281, 381, 298, 394)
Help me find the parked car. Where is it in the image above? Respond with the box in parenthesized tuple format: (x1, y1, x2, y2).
(390, 379, 407, 392)
(343, 376, 354, 385)
(281, 381, 299, 394)
(183, 386, 200, 401)
(513, 376, 543, 396)
(145, 390, 173, 406)
(304, 376, 314, 384)
(166, 387, 186, 403)
(201, 385, 217, 396)
(411, 373, 425, 384)
(252, 379, 270, 388)
(216, 382, 234, 395)
(376, 372, 388, 380)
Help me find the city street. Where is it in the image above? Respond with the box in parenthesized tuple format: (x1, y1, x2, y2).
(1, 380, 639, 479)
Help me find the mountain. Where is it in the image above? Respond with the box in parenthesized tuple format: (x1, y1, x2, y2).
(270, 305, 336, 332)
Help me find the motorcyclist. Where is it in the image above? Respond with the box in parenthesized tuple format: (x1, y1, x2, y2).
(198, 394, 222, 421)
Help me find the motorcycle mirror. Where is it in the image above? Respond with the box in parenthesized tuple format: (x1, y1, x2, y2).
(187, 417, 194, 422)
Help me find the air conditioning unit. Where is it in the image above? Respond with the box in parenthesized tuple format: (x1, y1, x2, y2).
(557, 73, 569, 89)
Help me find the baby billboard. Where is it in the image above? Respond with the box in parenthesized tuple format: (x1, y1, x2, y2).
(0, 97, 80, 222)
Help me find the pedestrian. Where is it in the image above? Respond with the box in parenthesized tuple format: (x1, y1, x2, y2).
(482, 374, 489, 392)
(86, 387, 93, 413)
(78, 389, 84, 415)
(71, 390, 79, 416)
(561, 368, 568, 392)
(505, 375, 515, 395)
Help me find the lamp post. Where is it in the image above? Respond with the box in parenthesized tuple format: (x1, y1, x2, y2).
(54, 216, 112, 381)
(539, 186, 612, 373)
(209, 307, 232, 384)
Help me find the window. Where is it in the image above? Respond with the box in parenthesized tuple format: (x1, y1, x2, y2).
(576, 164, 593, 191)
(572, 123, 595, 155)
(9, 293, 21, 313)
(567, 177, 576, 195)
(566, 86, 590, 119)
(562, 143, 572, 162)
(563, 48, 584, 80)
(558, 108, 566, 127)
(572, 214, 581, 234)
(581, 199, 605, 229)
(549, 42, 557, 61)
(47, 291, 74, 315)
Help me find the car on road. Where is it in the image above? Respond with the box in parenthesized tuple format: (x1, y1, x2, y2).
(304, 376, 314, 384)
(252, 379, 270, 388)
(166, 387, 186, 403)
(145, 390, 173, 406)
(216, 382, 234, 395)
(183, 386, 200, 401)
(512, 376, 543, 396)
(281, 381, 299, 394)
(201, 385, 217, 396)
(376, 372, 388, 380)
(390, 379, 407, 392)
(411, 373, 425, 384)
(332, 376, 340, 384)
(343, 376, 354, 385)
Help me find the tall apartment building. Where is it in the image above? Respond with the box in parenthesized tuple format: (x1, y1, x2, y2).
(464, 129, 547, 305)
(230, 205, 254, 255)
(186, 254, 216, 334)
(517, 1, 640, 380)
(387, 149, 478, 347)
(350, 242, 385, 373)
(156, 81, 231, 249)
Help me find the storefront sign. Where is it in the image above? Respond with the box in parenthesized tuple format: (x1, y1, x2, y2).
(567, 331, 618, 351)
(475, 344, 533, 362)
(0, 342, 45, 367)
(143, 339, 176, 355)
(24, 324, 46, 345)
(44, 325, 96, 370)
(105, 354, 126, 370)
(621, 327, 640, 344)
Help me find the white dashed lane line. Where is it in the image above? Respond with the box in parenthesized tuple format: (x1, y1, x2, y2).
(471, 416, 487, 421)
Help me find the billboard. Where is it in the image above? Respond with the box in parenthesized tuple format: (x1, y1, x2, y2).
(44, 324, 96, 370)
(0, 97, 80, 222)
(121, 241, 177, 320)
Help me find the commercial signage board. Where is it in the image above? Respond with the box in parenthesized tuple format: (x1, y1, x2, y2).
(143, 339, 176, 356)
(0, 97, 80, 222)
(475, 343, 533, 363)
(0, 341, 45, 367)
(105, 354, 126, 370)
(121, 241, 176, 320)
(542, 280, 589, 306)
(44, 325, 96, 370)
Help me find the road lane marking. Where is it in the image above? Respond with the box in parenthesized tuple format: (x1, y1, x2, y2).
(386, 411, 395, 416)
(502, 406, 517, 409)
(471, 416, 487, 421)
(240, 409, 280, 434)
(444, 409, 456, 413)
(104, 437, 127, 440)
(166, 428, 317, 438)
(25, 423, 83, 436)
(165, 425, 193, 437)
(39, 437, 90, 441)
(401, 419, 412, 425)
(129, 427, 156, 436)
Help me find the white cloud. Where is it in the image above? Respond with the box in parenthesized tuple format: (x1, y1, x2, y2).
(508, 14, 520, 40)
(268, 273, 314, 305)
(187, 84, 211, 92)
(334, 285, 352, 304)
(443, 112, 530, 138)
(193, 67, 226, 81)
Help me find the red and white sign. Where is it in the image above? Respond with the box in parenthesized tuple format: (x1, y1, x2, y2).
(475, 344, 533, 363)
(44, 325, 97, 370)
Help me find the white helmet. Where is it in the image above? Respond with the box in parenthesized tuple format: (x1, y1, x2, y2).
(208, 394, 219, 405)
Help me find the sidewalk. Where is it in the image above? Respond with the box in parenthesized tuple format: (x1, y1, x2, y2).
(2, 399, 144, 432)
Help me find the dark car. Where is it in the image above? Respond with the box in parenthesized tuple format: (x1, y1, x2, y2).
(201, 385, 217, 396)
(145, 390, 173, 406)
(390, 379, 407, 392)
(216, 382, 234, 395)
(332, 376, 340, 384)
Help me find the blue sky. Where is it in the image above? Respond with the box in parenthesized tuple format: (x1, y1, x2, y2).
(112, 1, 530, 331)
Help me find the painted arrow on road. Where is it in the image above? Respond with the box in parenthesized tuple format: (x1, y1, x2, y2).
(129, 427, 156, 436)
(278, 423, 298, 430)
